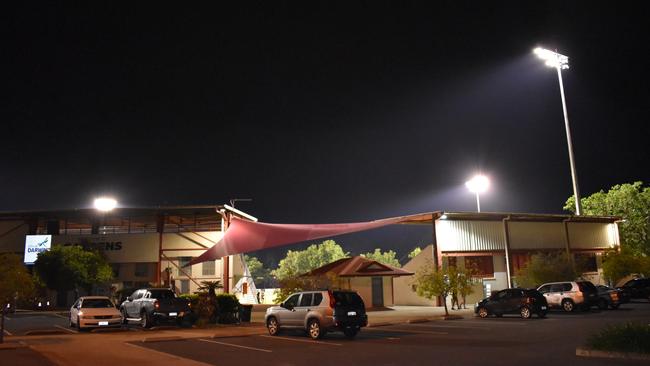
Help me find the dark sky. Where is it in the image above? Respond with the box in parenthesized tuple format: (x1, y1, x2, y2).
(3, 2, 649, 262)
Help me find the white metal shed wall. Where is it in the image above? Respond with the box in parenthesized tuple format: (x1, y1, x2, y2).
(436, 220, 505, 252)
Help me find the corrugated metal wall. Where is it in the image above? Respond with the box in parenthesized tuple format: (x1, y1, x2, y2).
(436, 220, 505, 251)
(509, 222, 565, 249)
(568, 222, 619, 249)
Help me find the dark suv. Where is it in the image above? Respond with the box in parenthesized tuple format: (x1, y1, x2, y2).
(617, 278, 650, 302)
(265, 290, 368, 339)
(475, 288, 548, 319)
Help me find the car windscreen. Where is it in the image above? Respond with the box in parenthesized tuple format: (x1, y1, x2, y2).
(333, 292, 364, 306)
(82, 299, 114, 308)
(148, 290, 176, 299)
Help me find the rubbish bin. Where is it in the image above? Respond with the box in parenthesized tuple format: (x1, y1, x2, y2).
(239, 304, 253, 322)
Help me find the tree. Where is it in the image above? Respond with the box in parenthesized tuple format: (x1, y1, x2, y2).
(34, 245, 113, 302)
(361, 248, 401, 267)
(564, 182, 650, 255)
(601, 251, 650, 285)
(273, 240, 348, 280)
(515, 252, 579, 288)
(0, 254, 35, 343)
(196, 280, 223, 323)
(455, 267, 477, 309)
(408, 247, 422, 259)
(413, 261, 453, 316)
(244, 255, 270, 285)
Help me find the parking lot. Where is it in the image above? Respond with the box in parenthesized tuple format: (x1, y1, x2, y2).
(4, 302, 649, 366)
(138, 302, 648, 366)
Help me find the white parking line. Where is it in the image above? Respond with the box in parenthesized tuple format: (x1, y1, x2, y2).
(54, 325, 78, 334)
(406, 323, 489, 330)
(198, 338, 272, 353)
(3, 329, 13, 336)
(259, 335, 342, 346)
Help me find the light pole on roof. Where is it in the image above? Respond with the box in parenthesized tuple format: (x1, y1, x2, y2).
(533, 46, 582, 215)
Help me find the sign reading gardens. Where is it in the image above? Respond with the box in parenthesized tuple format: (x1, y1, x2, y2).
(24, 235, 52, 264)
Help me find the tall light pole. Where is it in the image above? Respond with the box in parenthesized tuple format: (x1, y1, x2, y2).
(534, 47, 582, 215)
(465, 175, 489, 212)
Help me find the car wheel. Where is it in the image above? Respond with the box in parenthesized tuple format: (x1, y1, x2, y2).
(267, 317, 279, 336)
(520, 306, 531, 319)
(343, 327, 358, 339)
(561, 299, 574, 312)
(597, 298, 608, 310)
(478, 307, 489, 318)
(141, 311, 151, 329)
(307, 319, 323, 340)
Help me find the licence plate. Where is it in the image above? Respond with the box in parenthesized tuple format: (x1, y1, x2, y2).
(347, 311, 356, 316)
(169, 312, 177, 317)
(541, 306, 547, 310)
(98, 321, 108, 326)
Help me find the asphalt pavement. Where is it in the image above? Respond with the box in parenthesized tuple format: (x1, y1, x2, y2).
(1, 302, 648, 366)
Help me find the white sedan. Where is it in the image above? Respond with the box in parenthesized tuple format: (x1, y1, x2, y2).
(70, 296, 122, 330)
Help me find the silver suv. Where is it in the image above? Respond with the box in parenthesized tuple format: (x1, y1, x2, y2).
(265, 290, 367, 339)
(537, 281, 598, 312)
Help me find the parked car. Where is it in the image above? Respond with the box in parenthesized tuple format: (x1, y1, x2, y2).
(595, 285, 622, 310)
(120, 288, 193, 328)
(616, 278, 650, 302)
(475, 288, 548, 319)
(265, 290, 368, 340)
(537, 281, 598, 312)
(69, 296, 122, 330)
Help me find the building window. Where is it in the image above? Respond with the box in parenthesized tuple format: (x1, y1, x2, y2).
(202, 261, 215, 276)
(180, 280, 190, 294)
(465, 256, 494, 277)
(575, 253, 598, 272)
(135, 263, 149, 277)
(511, 253, 531, 273)
(178, 257, 192, 276)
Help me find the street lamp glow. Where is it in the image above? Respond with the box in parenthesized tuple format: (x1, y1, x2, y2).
(534, 47, 569, 69)
(465, 175, 489, 212)
(533, 46, 582, 215)
(94, 197, 117, 212)
(465, 175, 490, 193)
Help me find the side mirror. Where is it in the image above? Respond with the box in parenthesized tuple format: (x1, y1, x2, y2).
(127, 296, 133, 302)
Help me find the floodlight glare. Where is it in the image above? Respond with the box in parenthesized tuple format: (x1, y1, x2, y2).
(533, 47, 569, 69)
(94, 197, 117, 212)
(465, 175, 490, 193)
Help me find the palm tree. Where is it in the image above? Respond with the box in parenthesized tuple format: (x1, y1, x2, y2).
(197, 281, 222, 323)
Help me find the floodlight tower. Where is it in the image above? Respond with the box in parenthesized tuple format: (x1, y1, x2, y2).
(534, 47, 582, 215)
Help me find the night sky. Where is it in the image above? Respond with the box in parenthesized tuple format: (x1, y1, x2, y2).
(4, 3, 649, 262)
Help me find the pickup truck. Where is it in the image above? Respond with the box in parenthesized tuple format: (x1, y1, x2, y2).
(120, 288, 192, 328)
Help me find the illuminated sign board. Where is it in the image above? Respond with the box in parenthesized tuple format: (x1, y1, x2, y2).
(24, 235, 52, 264)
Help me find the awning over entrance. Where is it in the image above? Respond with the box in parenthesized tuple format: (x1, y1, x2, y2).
(187, 212, 438, 266)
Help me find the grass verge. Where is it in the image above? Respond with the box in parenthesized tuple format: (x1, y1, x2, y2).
(587, 322, 650, 354)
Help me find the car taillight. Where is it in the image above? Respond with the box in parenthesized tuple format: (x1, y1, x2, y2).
(328, 290, 336, 309)
(154, 300, 160, 310)
(610, 293, 619, 301)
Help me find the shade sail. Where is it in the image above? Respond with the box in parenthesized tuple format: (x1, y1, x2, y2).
(187, 212, 437, 266)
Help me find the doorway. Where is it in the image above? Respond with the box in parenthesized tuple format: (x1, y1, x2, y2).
(371, 277, 384, 307)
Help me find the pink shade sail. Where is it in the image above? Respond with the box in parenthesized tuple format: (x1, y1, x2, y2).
(187, 212, 437, 266)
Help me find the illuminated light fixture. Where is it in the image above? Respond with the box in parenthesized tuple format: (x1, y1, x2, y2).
(440, 214, 448, 220)
(533, 46, 582, 215)
(94, 197, 118, 212)
(533, 47, 569, 69)
(465, 175, 490, 212)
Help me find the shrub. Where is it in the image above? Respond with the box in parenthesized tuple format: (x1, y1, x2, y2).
(216, 294, 241, 323)
(587, 322, 650, 354)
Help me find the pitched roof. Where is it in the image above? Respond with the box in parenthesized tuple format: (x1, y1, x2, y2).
(302, 256, 414, 277)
